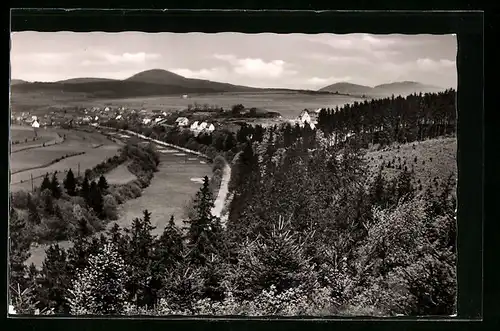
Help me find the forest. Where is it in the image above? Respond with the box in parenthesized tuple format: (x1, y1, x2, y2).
(9, 90, 457, 316)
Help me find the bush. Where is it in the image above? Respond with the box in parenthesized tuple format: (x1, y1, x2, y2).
(11, 191, 30, 209)
(212, 155, 226, 173)
(102, 195, 118, 220)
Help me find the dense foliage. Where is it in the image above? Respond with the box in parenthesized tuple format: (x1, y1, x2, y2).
(9, 91, 457, 316)
(9, 142, 160, 245)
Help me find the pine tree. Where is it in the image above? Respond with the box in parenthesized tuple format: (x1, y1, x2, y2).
(63, 169, 77, 196)
(50, 172, 62, 199)
(80, 175, 90, 203)
(89, 181, 104, 218)
(40, 174, 51, 192)
(149, 215, 185, 307)
(38, 244, 71, 314)
(97, 175, 109, 193)
(370, 167, 387, 206)
(184, 176, 223, 266)
(9, 208, 31, 292)
(123, 210, 156, 307)
(69, 243, 127, 315)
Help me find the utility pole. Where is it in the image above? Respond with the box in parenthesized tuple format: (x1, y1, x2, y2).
(30, 174, 34, 192)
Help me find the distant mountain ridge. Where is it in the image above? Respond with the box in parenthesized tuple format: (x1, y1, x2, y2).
(319, 81, 446, 97)
(10, 69, 448, 100)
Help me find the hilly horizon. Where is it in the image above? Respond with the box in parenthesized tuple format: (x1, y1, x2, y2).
(319, 81, 446, 97)
(11, 69, 449, 100)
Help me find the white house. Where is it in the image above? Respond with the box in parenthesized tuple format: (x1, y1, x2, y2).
(94, 116, 99, 121)
(182, 94, 188, 99)
(198, 122, 208, 131)
(116, 114, 122, 120)
(309, 122, 316, 130)
(154, 117, 163, 123)
(143, 118, 152, 125)
(190, 121, 200, 131)
(104, 107, 110, 112)
(298, 109, 311, 124)
(31, 119, 40, 128)
(175, 117, 189, 127)
(162, 111, 168, 117)
(207, 123, 216, 132)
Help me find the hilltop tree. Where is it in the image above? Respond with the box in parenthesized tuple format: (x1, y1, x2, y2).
(184, 176, 224, 266)
(97, 175, 109, 193)
(50, 172, 62, 199)
(63, 169, 77, 196)
(40, 174, 51, 192)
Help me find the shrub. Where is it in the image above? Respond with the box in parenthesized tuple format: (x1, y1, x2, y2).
(11, 191, 30, 209)
(102, 194, 118, 220)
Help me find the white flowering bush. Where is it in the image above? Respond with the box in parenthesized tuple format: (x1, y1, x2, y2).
(68, 243, 128, 315)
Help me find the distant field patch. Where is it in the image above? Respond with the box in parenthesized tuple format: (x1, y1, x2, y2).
(174, 153, 186, 156)
(190, 177, 204, 184)
(11, 126, 61, 152)
(105, 163, 137, 185)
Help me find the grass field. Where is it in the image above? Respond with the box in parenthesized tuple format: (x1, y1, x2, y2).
(105, 162, 137, 185)
(10, 128, 122, 192)
(109, 151, 211, 236)
(11, 126, 61, 152)
(364, 137, 457, 193)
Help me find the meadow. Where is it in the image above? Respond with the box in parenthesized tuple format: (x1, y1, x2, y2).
(10, 128, 122, 192)
(105, 162, 137, 185)
(110, 149, 211, 236)
(10, 126, 62, 153)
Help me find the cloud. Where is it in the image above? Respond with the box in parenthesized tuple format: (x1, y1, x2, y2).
(416, 58, 456, 71)
(169, 67, 229, 80)
(81, 51, 161, 66)
(213, 53, 297, 79)
(306, 76, 352, 86)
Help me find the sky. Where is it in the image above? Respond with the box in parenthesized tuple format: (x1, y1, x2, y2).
(10, 32, 457, 90)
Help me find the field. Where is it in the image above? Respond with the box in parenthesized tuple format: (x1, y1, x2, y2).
(105, 162, 137, 185)
(12, 92, 363, 120)
(10, 128, 121, 192)
(365, 137, 457, 193)
(109, 149, 211, 236)
(11, 126, 62, 152)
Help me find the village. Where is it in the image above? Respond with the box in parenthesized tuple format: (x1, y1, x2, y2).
(10, 103, 320, 134)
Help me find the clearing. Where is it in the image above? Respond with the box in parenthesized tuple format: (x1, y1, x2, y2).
(364, 136, 457, 192)
(105, 162, 137, 185)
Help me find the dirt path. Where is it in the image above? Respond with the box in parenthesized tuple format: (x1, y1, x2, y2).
(211, 162, 231, 222)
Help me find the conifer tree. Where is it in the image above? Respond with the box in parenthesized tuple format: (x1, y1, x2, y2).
(97, 175, 109, 193)
(79, 175, 90, 203)
(9, 208, 31, 291)
(40, 174, 51, 192)
(38, 244, 71, 314)
(50, 172, 62, 199)
(184, 176, 223, 266)
(123, 210, 156, 307)
(370, 167, 387, 206)
(89, 181, 104, 218)
(63, 169, 77, 196)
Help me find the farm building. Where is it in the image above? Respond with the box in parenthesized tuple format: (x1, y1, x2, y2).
(298, 110, 311, 124)
(154, 117, 164, 124)
(116, 114, 122, 120)
(207, 123, 216, 132)
(143, 118, 152, 125)
(175, 117, 189, 127)
(182, 94, 188, 99)
(190, 121, 200, 131)
(31, 119, 40, 128)
(198, 122, 208, 131)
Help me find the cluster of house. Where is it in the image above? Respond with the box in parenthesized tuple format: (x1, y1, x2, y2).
(175, 117, 216, 133)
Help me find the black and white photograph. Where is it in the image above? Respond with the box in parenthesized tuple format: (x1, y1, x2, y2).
(9, 29, 458, 317)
